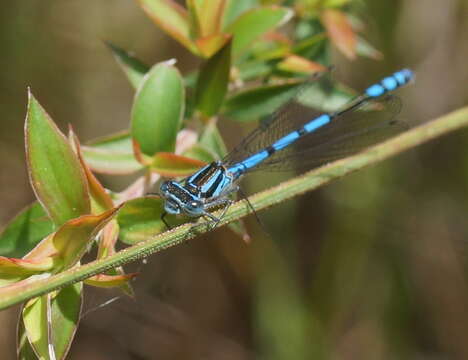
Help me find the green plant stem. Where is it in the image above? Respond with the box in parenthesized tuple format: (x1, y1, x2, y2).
(1, 106, 468, 311)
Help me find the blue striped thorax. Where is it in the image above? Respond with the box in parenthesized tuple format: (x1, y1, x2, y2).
(160, 161, 235, 217)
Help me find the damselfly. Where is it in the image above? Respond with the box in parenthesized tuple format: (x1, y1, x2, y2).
(159, 69, 414, 228)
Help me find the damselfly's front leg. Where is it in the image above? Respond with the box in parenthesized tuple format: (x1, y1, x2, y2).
(202, 197, 235, 231)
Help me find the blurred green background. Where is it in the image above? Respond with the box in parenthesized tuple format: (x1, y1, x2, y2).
(1, 1, 468, 359)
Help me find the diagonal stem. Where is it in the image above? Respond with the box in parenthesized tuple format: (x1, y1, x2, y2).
(1, 106, 468, 311)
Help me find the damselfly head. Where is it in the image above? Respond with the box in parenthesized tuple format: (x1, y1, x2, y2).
(160, 180, 204, 217)
(160, 180, 181, 214)
(184, 199, 204, 216)
(163, 198, 180, 215)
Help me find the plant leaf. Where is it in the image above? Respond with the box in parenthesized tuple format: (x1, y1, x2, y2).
(22, 207, 120, 272)
(84, 272, 138, 288)
(222, 0, 258, 29)
(320, 9, 357, 59)
(17, 317, 37, 360)
(81, 146, 143, 175)
(21, 296, 47, 359)
(131, 61, 185, 156)
(0, 256, 54, 276)
(70, 130, 114, 214)
(82, 132, 143, 175)
(0, 202, 53, 258)
(198, 121, 228, 157)
(51, 208, 121, 272)
(182, 145, 218, 163)
(276, 55, 327, 74)
(225, 6, 293, 55)
(106, 41, 149, 89)
(96, 220, 135, 297)
(117, 197, 170, 245)
(323, 0, 351, 7)
(136, 0, 198, 54)
(26, 92, 90, 226)
(356, 35, 383, 60)
(21, 283, 82, 360)
(151, 152, 206, 177)
(195, 33, 231, 58)
(187, 0, 227, 38)
(223, 81, 302, 121)
(195, 38, 232, 117)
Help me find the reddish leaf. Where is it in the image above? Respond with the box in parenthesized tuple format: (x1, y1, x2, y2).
(132, 138, 153, 166)
(196, 33, 231, 58)
(52, 207, 121, 271)
(96, 220, 135, 297)
(151, 152, 206, 177)
(277, 55, 327, 74)
(23, 207, 121, 272)
(70, 129, 114, 214)
(321, 9, 357, 59)
(84, 272, 139, 288)
(136, 0, 199, 54)
(0, 256, 54, 276)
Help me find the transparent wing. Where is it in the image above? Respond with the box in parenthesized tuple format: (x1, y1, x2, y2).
(224, 94, 405, 172)
(222, 72, 341, 166)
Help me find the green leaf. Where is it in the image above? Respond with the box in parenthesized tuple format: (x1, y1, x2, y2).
(187, 0, 227, 38)
(136, 0, 199, 54)
(195, 39, 232, 117)
(21, 283, 82, 360)
(0, 202, 53, 258)
(118, 197, 183, 244)
(131, 61, 185, 156)
(224, 77, 355, 122)
(82, 132, 143, 175)
(81, 146, 143, 175)
(21, 297, 47, 359)
(106, 41, 149, 89)
(182, 145, 218, 163)
(25, 92, 90, 226)
(222, 0, 258, 29)
(323, 0, 351, 7)
(236, 60, 275, 81)
(198, 121, 228, 157)
(225, 6, 293, 55)
(17, 318, 37, 360)
(223, 81, 301, 121)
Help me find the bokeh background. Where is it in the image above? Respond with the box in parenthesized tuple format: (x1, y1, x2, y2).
(1, 0, 468, 359)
